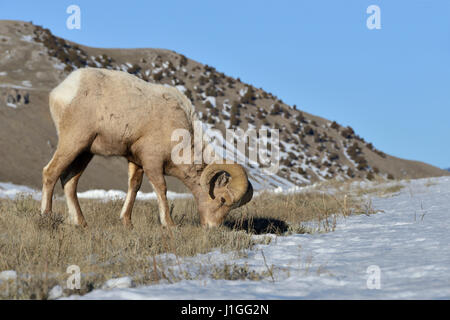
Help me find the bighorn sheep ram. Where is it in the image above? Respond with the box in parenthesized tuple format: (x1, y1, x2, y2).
(41, 68, 253, 228)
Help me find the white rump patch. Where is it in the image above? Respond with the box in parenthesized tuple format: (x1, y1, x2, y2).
(51, 69, 82, 105)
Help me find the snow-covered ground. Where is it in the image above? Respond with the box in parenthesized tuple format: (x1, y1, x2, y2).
(0, 182, 191, 201)
(64, 176, 450, 300)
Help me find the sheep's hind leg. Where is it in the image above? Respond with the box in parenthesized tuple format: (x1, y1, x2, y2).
(41, 138, 91, 217)
(120, 161, 144, 228)
(60, 152, 93, 227)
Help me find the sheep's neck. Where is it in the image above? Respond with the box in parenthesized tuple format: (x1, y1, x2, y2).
(165, 162, 204, 197)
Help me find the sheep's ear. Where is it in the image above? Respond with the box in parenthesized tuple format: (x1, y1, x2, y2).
(215, 172, 230, 188)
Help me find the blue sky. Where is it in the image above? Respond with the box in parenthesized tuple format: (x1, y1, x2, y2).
(1, 0, 449, 168)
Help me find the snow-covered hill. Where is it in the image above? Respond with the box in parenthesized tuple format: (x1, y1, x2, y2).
(64, 176, 450, 300)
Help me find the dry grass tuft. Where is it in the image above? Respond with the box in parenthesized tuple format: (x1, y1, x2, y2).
(354, 184, 404, 198)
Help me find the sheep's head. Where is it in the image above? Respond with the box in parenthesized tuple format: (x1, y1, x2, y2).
(196, 163, 253, 227)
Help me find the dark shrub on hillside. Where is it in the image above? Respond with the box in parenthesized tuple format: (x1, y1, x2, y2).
(229, 113, 240, 128)
(329, 153, 339, 161)
(208, 72, 220, 85)
(240, 86, 255, 104)
(184, 89, 193, 101)
(323, 161, 332, 167)
(330, 121, 340, 130)
(270, 103, 282, 115)
(179, 54, 188, 66)
(210, 107, 219, 117)
(229, 101, 241, 128)
(290, 122, 301, 134)
(207, 116, 215, 124)
(257, 110, 265, 120)
(199, 76, 208, 86)
(347, 168, 355, 178)
(387, 173, 394, 180)
(356, 156, 368, 171)
(195, 86, 203, 94)
(231, 101, 241, 116)
(280, 158, 293, 168)
(304, 125, 314, 135)
(283, 108, 291, 118)
(64, 64, 74, 72)
(205, 85, 217, 97)
(347, 142, 362, 158)
(226, 78, 234, 88)
(204, 101, 214, 109)
(127, 64, 141, 75)
(140, 73, 150, 82)
(153, 71, 163, 81)
(355, 135, 365, 143)
(296, 112, 306, 123)
(341, 126, 355, 139)
(204, 64, 216, 73)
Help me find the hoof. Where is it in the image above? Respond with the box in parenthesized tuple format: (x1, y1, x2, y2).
(122, 219, 134, 229)
(163, 220, 176, 228)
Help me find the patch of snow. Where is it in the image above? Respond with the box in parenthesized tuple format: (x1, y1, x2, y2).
(48, 285, 64, 300)
(204, 96, 216, 107)
(53, 62, 66, 70)
(68, 176, 450, 300)
(152, 67, 163, 74)
(102, 277, 135, 290)
(0, 182, 40, 199)
(21, 80, 32, 87)
(175, 85, 186, 93)
(0, 182, 191, 201)
(0, 71, 7, 76)
(0, 270, 17, 281)
(0, 83, 36, 90)
(20, 35, 34, 43)
(77, 189, 192, 201)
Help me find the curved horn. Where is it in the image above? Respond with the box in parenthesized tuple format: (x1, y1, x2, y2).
(200, 163, 249, 206)
(236, 180, 253, 208)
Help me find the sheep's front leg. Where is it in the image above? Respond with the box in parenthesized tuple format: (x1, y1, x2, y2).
(120, 161, 144, 228)
(143, 167, 175, 227)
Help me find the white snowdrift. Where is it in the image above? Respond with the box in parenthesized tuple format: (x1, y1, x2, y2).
(0, 182, 191, 201)
(67, 176, 450, 299)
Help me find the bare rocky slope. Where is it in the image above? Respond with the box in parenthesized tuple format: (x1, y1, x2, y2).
(0, 20, 447, 193)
